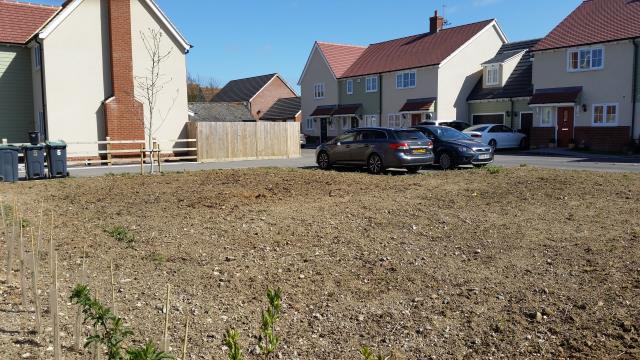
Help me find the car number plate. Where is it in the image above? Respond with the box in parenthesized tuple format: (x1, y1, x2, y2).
(413, 149, 427, 154)
(478, 154, 491, 160)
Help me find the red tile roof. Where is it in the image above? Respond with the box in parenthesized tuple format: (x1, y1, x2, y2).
(534, 0, 640, 51)
(0, 0, 59, 44)
(316, 42, 367, 78)
(342, 20, 495, 78)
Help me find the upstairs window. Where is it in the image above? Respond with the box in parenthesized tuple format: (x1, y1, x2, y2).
(314, 83, 325, 99)
(396, 70, 416, 89)
(365, 76, 378, 92)
(346, 80, 353, 95)
(568, 47, 604, 71)
(485, 64, 499, 86)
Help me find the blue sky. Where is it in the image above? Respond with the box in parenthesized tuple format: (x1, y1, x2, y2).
(27, 0, 582, 91)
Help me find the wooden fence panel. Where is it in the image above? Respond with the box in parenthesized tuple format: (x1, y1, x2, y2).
(188, 122, 301, 162)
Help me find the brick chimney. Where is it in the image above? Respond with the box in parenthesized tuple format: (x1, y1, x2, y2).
(104, 0, 145, 144)
(430, 10, 445, 33)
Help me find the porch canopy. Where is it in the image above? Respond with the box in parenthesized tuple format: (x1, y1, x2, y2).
(529, 86, 582, 106)
(310, 104, 362, 117)
(399, 97, 436, 112)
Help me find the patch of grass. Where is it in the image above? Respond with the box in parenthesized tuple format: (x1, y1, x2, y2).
(148, 252, 167, 263)
(20, 218, 31, 228)
(520, 163, 528, 168)
(360, 346, 387, 360)
(106, 226, 135, 245)
(484, 164, 504, 174)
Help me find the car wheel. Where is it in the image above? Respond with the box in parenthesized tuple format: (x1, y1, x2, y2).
(489, 139, 497, 149)
(367, 154, 383, 174)
(406, 166, 421, 174)
(519, 138, 527, 150)
(317, 151, 331, 170)
(439, 152, 454, 170)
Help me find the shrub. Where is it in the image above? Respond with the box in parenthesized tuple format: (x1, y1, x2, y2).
(107, 226, 135, 245)
(258, 288, 283, 357)
(223, 329, 243, 360)
(70, 284, 172, 360)
(224, 288, 283, 360)
(484, 164, 504, 175)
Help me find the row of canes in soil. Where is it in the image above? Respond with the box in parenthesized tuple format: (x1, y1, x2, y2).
(0, 197, 387, 359)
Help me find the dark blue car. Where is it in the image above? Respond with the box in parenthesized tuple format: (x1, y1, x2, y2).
(412, 125, 494, 170)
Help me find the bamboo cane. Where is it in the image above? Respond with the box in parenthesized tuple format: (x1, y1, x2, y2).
(30, 229, 41, 334)
(36, 200, 43, 253)
(53, 252, 61, 360)
(75, 246, 87, 351)
(162, 284, 171, 352)
(182, 316, 189, 360)
(7, 198, 16, 283)
(94, 289, 101, 360)
(19, 213, 28, 308)
(49, 213, 54, 279)
(110, 260, 116, 316)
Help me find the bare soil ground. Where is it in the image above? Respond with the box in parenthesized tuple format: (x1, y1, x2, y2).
(0, 167, 639, 359)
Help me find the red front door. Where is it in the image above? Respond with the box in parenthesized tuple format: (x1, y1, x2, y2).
(411, 114, 421, 126)
(556, 107, 574, 148)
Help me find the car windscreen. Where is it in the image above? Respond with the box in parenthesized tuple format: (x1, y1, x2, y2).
(394, 130, 427, 141)
(430, 127, 470, 141)
(466, 125, 488, 132)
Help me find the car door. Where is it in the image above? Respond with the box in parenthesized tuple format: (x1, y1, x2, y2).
(501, 125, 517, 147)
(331, 132, 358, 163)
(351, 130, 385, 164)
(487, 125, 503, 147)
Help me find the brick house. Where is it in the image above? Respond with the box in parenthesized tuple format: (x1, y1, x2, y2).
(299, 11, 507, 143)
(0, 0, 191, 156)
(211, 73, 300, 122)
(529, 0, 640, 151)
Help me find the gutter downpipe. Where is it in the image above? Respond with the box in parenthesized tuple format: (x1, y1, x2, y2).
(35, 36, 48, 141)
(632, 39, 638, 142)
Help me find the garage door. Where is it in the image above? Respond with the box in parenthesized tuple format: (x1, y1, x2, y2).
(472, 114, 504, 125)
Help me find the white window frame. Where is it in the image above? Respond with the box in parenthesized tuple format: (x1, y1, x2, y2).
(539, 107, 555, 127)
(363, 114, 379, 127)
(567, 46, 605, 72)
(305, 118, 314, 130)
(592, 103, 618, 126)
(313, 83, 325, 99)
(395, 70, 417, 89)
(346, 80, 353, 95)
(34, 44, 41, 70)
(387, 113, 404, 128)
(365, 76, 378, 93)
(484, 64, 499, 86)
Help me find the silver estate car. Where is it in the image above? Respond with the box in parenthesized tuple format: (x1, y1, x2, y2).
(315, 128, 434, 174)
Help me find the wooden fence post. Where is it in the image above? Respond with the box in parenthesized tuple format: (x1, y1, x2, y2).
(106, 137, 112, 166)
(140, 143, 144, 175)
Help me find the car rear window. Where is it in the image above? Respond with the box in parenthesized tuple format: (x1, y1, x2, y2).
(394, 130, 427, 141)
(466, 125, 488, 132)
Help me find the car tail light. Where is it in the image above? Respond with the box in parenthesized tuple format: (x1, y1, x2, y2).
(389, 142, 410, 150)
(426, 140, 434, 149)
(470, 133, 481, 138)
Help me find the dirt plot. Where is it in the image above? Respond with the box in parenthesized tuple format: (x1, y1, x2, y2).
(0, 167, 639, 359)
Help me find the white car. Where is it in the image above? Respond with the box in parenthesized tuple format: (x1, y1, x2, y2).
(464, 124, 527, 149)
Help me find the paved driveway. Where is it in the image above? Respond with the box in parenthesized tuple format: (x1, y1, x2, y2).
(66, 148, 640, 177)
